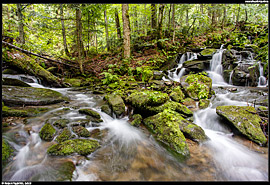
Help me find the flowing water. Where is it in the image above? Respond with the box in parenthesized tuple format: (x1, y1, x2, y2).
(2, 48, 268, 181)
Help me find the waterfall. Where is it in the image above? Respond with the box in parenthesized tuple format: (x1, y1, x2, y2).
(258, 62, 268, 87)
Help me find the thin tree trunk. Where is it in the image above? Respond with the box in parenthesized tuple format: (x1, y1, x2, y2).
(104, 10, 110, 52)
(221, 5, 227, 29)
(115, 8, 122, 40)
(60, 4, 70, 57)
(75, 6, 85, 74)
(151, 4, 157, 29)
(16, 4, 25, 44)
(122, 4, 131, 59)
(168, 4, 172, 31)
(172, 4, 176, 43)
(157, 4, 165, 39)
(186, 9, 189, 27)
(144, 4, 147, 36)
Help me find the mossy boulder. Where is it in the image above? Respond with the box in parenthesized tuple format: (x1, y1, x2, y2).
(2, 139, 13, 163)
(180, 73, 212, 101)
(216, 105, 267, 146)
(143, 109, 190, 160)
(39, 122, 56, 141)
(63, 78, 82, 87)
(145, 101, 193, 118)
(2, 78, 31, 87)
(101, 104, 112, 116)
(2, 85, 69, 106)
(170, 86, 185, 103)
(127, 90, 169, 109)
(72, 126, 91, 137)
(182, 59, 209, 73)
(56, 128, 72, 143)
(78, 108, 103, 123)
(106, 93, 126, 118)
(130, 114, 143, 127)
(200, 48, 217, 57)
(47, 139, 100, 156)
(2, 105, 29, 117)
(199, 99, 210, 109)
(53, 119, 69, 129)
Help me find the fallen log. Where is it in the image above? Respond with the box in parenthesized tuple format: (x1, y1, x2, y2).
(2, 42, 69, 88)
(2, 41, 80, 69)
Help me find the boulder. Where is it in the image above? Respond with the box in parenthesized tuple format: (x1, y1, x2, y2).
(39, 122, 56, 141)
(2, 78, 31, 87)
(47, 139, 100, 156)
(72, 126, 91, 137)
(216, 105, 267, 146)
(2, 85, 68, 106)
(200, 48, 217, 57)
(56, 128, 72, 143)
(106, 93, 126, 118)
(2, 139, 13, 164)
(170, 86, 185, 103)
(130, 114, 143, 127)
(183, 59, 209, 73)
(53, 119, 69, 129)
(78, 108, 103, 123)
(180, 73, 212, 101)
(143, 109, 190, 160)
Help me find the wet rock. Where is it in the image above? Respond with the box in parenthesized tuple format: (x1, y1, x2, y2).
(198, 99, 210, 109)
(143, 109, 190, 161)
(183, 59, 209, 73)
(2, 85, 69, 106)
(39, 122, 56, 141)
(2, 78, 31, 87)
(130, 114, 143, 127)
(216, 105, 267, 146)
(79, 108, 103, 123)
(47, 139, 100, 156)
(2, 139, 13, 164)
(170, 86, 185, 103)
(2, 105, 29, 117)
(153, 71, 164, 80)
(180, 73, 212, 101)
(101, 104, 112, 117)
(200, 48, 217, 57)
(53, 119, 69, 129)
(106, 93, 126, 118)
(72, 126, 91, 138)
(56, 128, 72, 143)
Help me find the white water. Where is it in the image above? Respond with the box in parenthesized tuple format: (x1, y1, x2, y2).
(258, 62, 268, 87)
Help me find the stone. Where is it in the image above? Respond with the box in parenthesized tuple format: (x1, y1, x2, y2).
(2, 78, 31, 87)
(47, 139, 100, 156)
(107, 93, 126, 118)
(216, 105, 267, 146)
(170, 86, 185, 103)
(200, 48, 217, 57)
(72, 126, 91, 138)
(183, 59, 209, 73)
(53, 119, 69, 129)
(56, 128, 72, 143)
(101, 104, 112, 116)
(79, 108, 103, 123)
(39, 122, 56, 141)
(2, 85, 69, 106)
(130, 114, 142, 127)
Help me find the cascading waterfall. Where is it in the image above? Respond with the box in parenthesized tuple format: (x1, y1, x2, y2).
(258, 62, 268, 87)
(165, 52, 197, 82)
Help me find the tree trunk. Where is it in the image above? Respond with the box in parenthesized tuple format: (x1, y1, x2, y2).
(168, 4, 172, 31)
(172, 4, 175, 43)
(122, 4, 131, 59)
(151, 4, 157, 30)
(211, 4, 216, 27)
(157, 4, 165, 39)
(16, 4, 25, 44)
(115, 8, 122, 40)
(75, 6, 85, 74)
(186, 9, 189, 27)
(221, 5, 227, 29)
(144, 4, 147, 36)
(60, 4, 70, 57)
(104, 10, 110, 52)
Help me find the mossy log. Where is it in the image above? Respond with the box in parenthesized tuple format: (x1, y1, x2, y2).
(2, 42, 68, 87)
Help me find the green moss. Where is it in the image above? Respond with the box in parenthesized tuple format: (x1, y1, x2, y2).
(143, 109, 190, 160)
(39, 122, 56, 141)
(199, 99, 210, 109)
(216, 105, 267, 146)
(107, 93, 126, 117)
(2, 139, 13, 162)
(79, 109, 101, 119)
(127, 90, 169, 108)
(63, 78, 82, 87)
(47, 139, 100, 156)
(2, 105, 29, 117)
(56, 128, 72, 143)
(170, 86, 185, 103)
(200, 48, 217, 56)
(72, 126, 91, 137)
(53, 119, 69, 129)
(130, 114, 142, 127)
(2, 78, 31, 87)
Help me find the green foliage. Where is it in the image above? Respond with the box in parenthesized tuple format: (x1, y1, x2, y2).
(101, 72, 119, 85)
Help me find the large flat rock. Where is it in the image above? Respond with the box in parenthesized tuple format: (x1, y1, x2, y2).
(2, 85, 69, 106)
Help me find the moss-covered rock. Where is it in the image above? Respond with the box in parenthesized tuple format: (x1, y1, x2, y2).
(47, 139, 100, 156)
(130, 114, 142, 127)
(2, 105, 29, 117)
(127, 90, 169, 109)
(2, 78, 31, 87)
(72, 126, 91, 137)
(216, 105, 267, 146)
(78, 108, 103, 123)
(101, 104, 112, 116)
(56, 128, 72, 143)
(63, 78, 82, 87)
(170, 86, 185, 103)
(39, 122, 56, 141)
(180, 73, 212, 101)
(2, 85, 69, 106)
(2, 139, 13, 163)
(200, 48, 217, 57)
(145, 101, 193, 118)
(199, 99, 210, 109)
(182, 59, 209, 73)
(143, 109, 190, 160)
(106, 93, 126, 118)
(53, 119, 69, 129)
